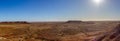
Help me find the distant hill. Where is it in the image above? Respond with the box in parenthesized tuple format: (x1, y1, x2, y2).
(66, 20, 82, 23)
(0, 21, 29, 24)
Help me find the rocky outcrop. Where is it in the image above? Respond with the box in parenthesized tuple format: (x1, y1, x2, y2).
(93, 24, 120, 41)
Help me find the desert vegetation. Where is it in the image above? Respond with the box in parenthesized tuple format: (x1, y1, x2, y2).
(92, 24, 120, 41)
(0, 21, 119, 41)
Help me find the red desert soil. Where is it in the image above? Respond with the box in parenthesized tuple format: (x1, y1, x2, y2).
(0, 21, 119, 41)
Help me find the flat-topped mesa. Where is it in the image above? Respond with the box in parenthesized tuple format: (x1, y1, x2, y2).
(0, 21, 30, 24)
(66, 20, 82, 23)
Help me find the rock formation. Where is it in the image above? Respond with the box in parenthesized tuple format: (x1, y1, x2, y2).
(93, 24, 120, 41)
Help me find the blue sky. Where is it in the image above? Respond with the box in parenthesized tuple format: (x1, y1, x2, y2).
(0, 0, 120, 21)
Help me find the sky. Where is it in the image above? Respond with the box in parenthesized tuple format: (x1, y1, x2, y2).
(0, 0, 120, 21)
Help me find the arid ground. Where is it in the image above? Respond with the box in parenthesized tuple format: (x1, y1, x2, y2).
(0, 21, 119, 41)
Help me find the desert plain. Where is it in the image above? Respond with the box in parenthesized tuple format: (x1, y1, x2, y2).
(0, 21, 119, 41)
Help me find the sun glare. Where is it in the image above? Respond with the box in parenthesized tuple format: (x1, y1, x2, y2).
(93, 0, 103, 5)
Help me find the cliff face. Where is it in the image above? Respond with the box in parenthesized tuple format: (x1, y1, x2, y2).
(94, 24, 120, 41)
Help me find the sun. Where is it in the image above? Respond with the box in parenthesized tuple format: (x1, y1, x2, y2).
(93, 0, 103, 5)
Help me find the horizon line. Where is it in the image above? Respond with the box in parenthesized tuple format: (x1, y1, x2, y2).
(0, 19, 120, 22)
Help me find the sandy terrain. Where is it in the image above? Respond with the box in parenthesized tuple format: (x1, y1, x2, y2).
(0, 21, 119, 41)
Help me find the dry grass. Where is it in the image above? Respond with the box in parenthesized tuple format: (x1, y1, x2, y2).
(0, 21, 119, 41)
